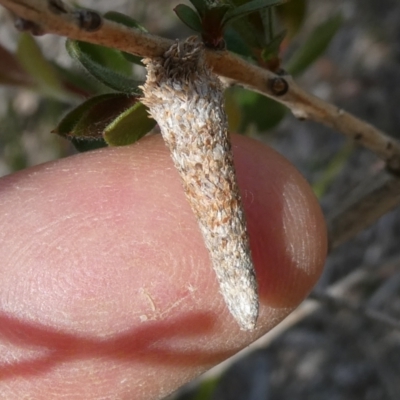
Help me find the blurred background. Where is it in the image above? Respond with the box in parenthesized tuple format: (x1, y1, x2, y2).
(1, 0, 400, 399)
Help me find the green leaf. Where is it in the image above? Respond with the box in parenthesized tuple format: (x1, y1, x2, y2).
(192, 377, 220, 400)
(51, 62, 100, 97)
(312, 141, 353, 199)
(224, 27, 254, 57)
(78, 41, 131, 76)
(235, 88, 287, 132)
(120, 53, 144, 67)
(66, 39, 141, 94)
(103, 11, 146, 65)
(226, 14, 265, 52)
(259, 6, 274, 43)
(286, 13, 343, 76)
(53, 93, 138, 139)
(104, 102, 156, 146)
(174, 4, 203, 32)
(276, 0, 307, 39)
(70, 138, 108, 153)
(201, 5, 232, 47)
(222, 0, 286, 26)
(16, 33, 66, 99)
(53, 94, 116, 138)
(104, 11, 147, 32)
(261, 30, 286, 61)
(205, 5, 232, 26)
(188, 0, 208, 16)
(220, 1, 281, 52)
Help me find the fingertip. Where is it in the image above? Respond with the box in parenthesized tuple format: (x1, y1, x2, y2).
(232, 134, 327, 315)
(0, 134, 327, 399)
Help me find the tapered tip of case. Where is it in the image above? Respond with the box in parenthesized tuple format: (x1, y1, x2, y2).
(234, 301, 259, 331)
(218, 268, 259, 331)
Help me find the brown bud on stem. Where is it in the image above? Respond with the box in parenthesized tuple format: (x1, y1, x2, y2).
(141, 37, 258, 330)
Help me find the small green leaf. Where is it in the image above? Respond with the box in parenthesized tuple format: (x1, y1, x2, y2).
(220, 1, 280, 52)
(104, 11, 146, 65)
(192, 377, 220, 400)
(120, 53, 144, 67)
(53, 93, 137, 139)
(78, 41, 131, 76)
(222, 0, 285, 26)
(226, 14, 265, 53)
(104, 11, 147, 32)
(188, 0, 208, 16)
(235, 88, 287, 132)
(174, 4, 203, 32)
(72, 95, 138, 139)
(201, 5, 231, 47)
(224, 27, 254, 57)
(51, 62, 100, 97)
(104, 102, 156, 146)
(204, 5, 232, 26)
(261, 30, 286, 61)
(66, 39, 141, 94)
(276, 0, 307, 39)
(54, 94, 118, 137)
(70, 138, 108, 153)
(260, 6, 274, 43)
(286, 13, 343, 76)
(16, 33, 66, 99)
(312, 141, 353, 199)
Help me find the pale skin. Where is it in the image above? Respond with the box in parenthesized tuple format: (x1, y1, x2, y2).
(0, 134, 327, 399)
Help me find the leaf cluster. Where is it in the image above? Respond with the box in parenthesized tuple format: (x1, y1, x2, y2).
(0, 1, 343, 151)
(173, 0, 341, 133)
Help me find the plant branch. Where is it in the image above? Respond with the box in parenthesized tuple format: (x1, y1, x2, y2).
(328, 168, 400, 250)
(2, 0, 400, 171)
(0, 0, 173, 56)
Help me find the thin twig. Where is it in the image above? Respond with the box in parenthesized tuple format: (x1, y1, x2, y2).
(2, 0, 400, 170)
(198, 267, 381, 380)
(0, 0, 173, 56)
(309, 291, 400, 331)
(328, 168, 400, 249)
